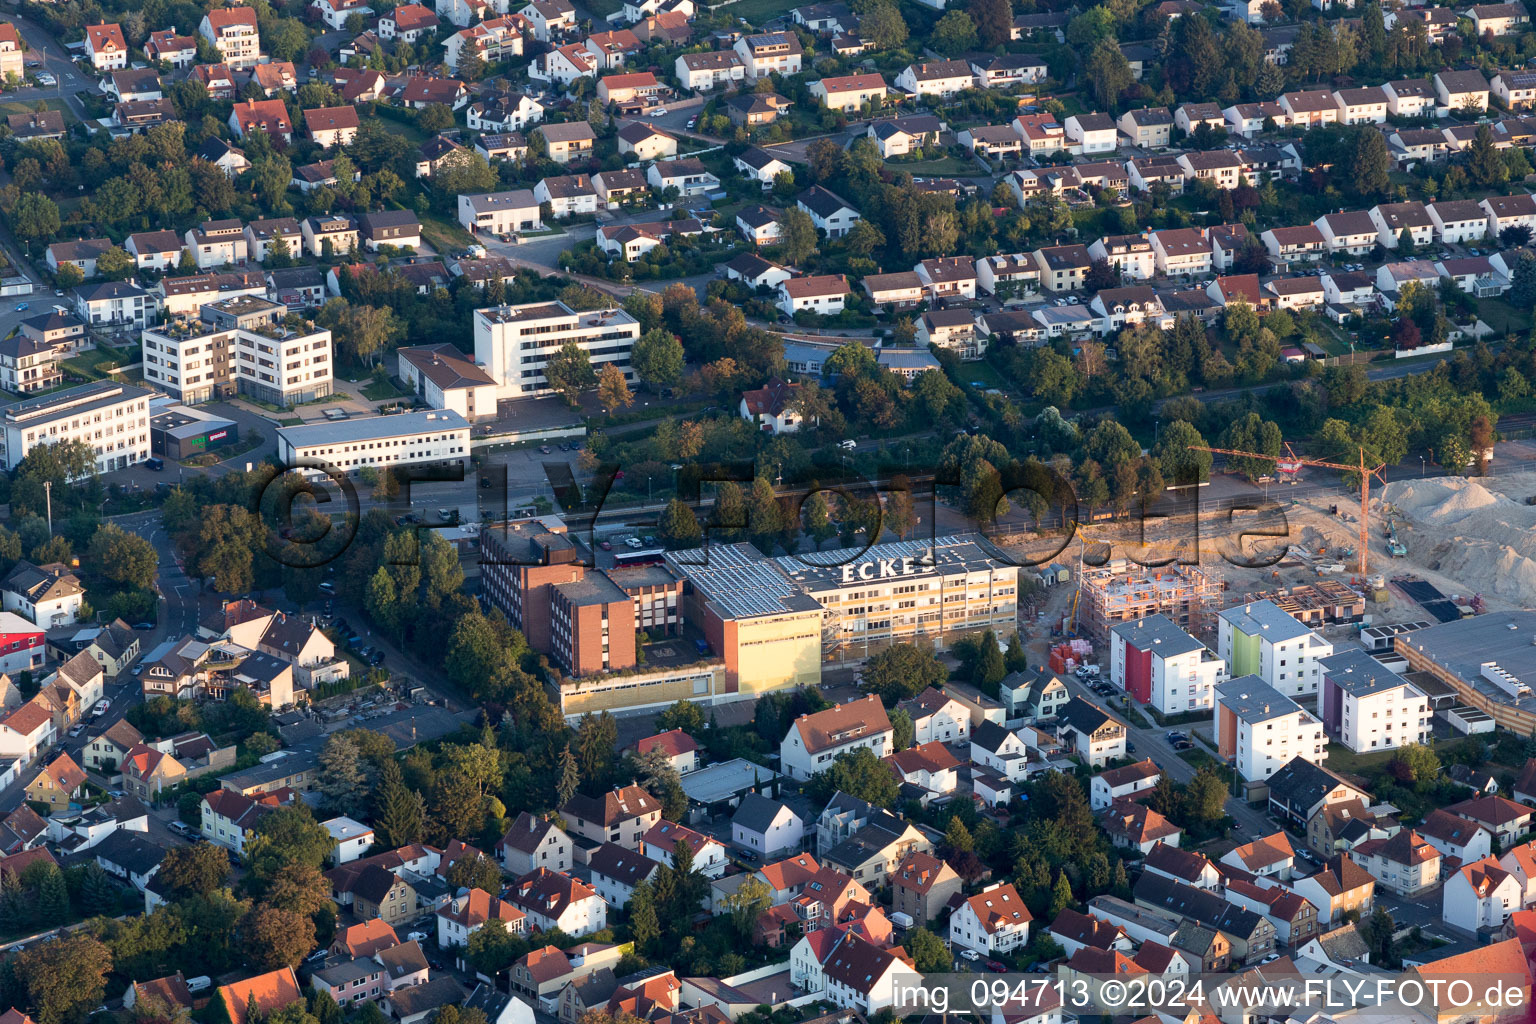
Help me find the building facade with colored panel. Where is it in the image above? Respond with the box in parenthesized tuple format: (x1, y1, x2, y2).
(1217, 600, 1334, 698)
(1109, 613, 1227, 714)
(1216, 675, 1327, 781)
(0, 612, 46, 676)
(1320, 649, 1431, 753)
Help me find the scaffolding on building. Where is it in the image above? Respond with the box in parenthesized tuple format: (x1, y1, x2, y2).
(1076, 563, 1225, 640)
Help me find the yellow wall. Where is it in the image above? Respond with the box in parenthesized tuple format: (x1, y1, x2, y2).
(733, 611, 823, 694)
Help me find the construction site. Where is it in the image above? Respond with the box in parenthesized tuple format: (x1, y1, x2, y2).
(1004, 461, 1536, 658)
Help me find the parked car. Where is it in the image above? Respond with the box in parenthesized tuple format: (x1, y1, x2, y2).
(132, 621, 156, 630)
(959, 949, 981, 961)
(68, 724, 84, 737)
(144, 456, 164, 471)
(984, 961, 1008, 973)
(13, 302, 27, 312)
(599, 540, 612, 551)
(1166, 731, 1188, 743)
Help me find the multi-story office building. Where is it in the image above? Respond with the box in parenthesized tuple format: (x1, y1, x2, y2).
(141, 297, 332, 407)
(0, 381, 152, 473)
(772, 536, 1020, 663)
(473, 300, 639, 398)
(550, 574, 636, 676)
(276, 409, 470, 476)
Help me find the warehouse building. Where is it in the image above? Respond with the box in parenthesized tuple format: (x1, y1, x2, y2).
(1397, 611, 1536, 733)
(150, 405, 239, 460)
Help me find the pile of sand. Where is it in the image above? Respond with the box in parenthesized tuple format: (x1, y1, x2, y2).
(1382, 475, 1536, 608)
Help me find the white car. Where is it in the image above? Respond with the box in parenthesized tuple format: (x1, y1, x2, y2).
(92, 699, 110, 717)
(838, 439, 857, 450)
(35, 72, 56, 86)
(625, 537, 644, 549)
(960, 949, 982, 962)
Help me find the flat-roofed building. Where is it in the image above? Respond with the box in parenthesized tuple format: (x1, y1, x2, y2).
(1, 382, 151, 473)
(473, 301, 639, 399)
(276, 410, 469, 478)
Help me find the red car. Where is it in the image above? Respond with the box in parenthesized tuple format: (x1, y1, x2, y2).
(984, 961, 1008, 973)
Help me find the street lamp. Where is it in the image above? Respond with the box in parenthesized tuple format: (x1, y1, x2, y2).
(1420, 456, 1425, 477)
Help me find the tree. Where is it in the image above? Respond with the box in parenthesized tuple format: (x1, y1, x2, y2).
(631, 329, 684, 390)
(418, 103, 455, 133)
(556, 745, 580, 807)
(1467, 123, 1508, 188)
(1049, 870, 1075, 917)
(859, 0, 908, 49)
(970, 0, 1013, 46)
(1085, 38, 1133, 110)
(825, 747, 899, 805)
(241, 904, 317, 969)
(13, 933, 113, 1024)
(465, 917, 523, 976)
(575, 711, 618, 788)
(597, 364, 633, 412)
(87, 522, 158, 590)
(1348, 128, 1391, 197)
(657, 499, 701, 549)
(1152, 421, 1213, 485)
(1184, 765, 1229, 823)
(747, 477, 784, 552)
(1388, 742, 1440, 784)
(944, 818, 974, 854)
(317, 734, 369, 817)
(245, 804, 334, 886)
(446, 854, 504, 893)
(971, 630, 1006, 693)
(629, 878, 660, 953)
(10, 192, 60, 242)
(906, 927, 949, 973)
(95, 246, 135, 280)
(721, 874, 772, 939)
(1361, 904, 1396, 965)
(1510, 250, 1536, 307)
(859, 642, 946, 704)
(656, 700, 706, 736)
(54, 263, 83, 289)
(374, 759, 426, 848)
(890, 708, 914, 751)
(156, 842, 230, 899)
(931, 9, 978, 53)
(545, 341, 596, 406)
(779, 208, 817, 265)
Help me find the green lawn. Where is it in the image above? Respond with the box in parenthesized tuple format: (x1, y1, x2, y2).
(362, 376, 406, 401)
(419, 213, 475, 255)
(719, 0, 797, 24)
(0, 97, 73, 122)
(62, 344, 132, 380)
(954, 360, 1013, 394)
(1474, 296, 1533, 335)
(890, 156, 980, 176)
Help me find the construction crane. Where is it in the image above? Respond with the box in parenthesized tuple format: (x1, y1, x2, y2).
(1188, 445, 1388, 577)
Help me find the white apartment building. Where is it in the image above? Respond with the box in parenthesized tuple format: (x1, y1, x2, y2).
(780, 694, 892, 780)
(277, 409, 471, 477)
(1217, 599, 1334, 698)
(1442, 856, 1522, 936)
(473, 300, 639, 399)
(1216, 676, 1327, 781)
(1109, 614, 1228, 715)
(1320, 649, 1430, 754)
(0, 381, 152, 473)
(141, 297, 333, 407)
(198, 7, 262, 69)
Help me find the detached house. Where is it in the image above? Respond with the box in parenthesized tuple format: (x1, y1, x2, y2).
(778, 275, 851, 319)
(85, 22, 129, 70)
(560, 785, 662, 850)
(811, 73, 887, 112)
(797, 186, 861, 237)
(895, 59, 974, 99)
(780, 695, 891, 780)
(740, 378, 808, 434)
(732, 32, 803, 79)
(497, 812, 573, 876)
(950, 883, 1032, 955)
(26, 752, 86, 811)
(507, 869, 606, 936)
